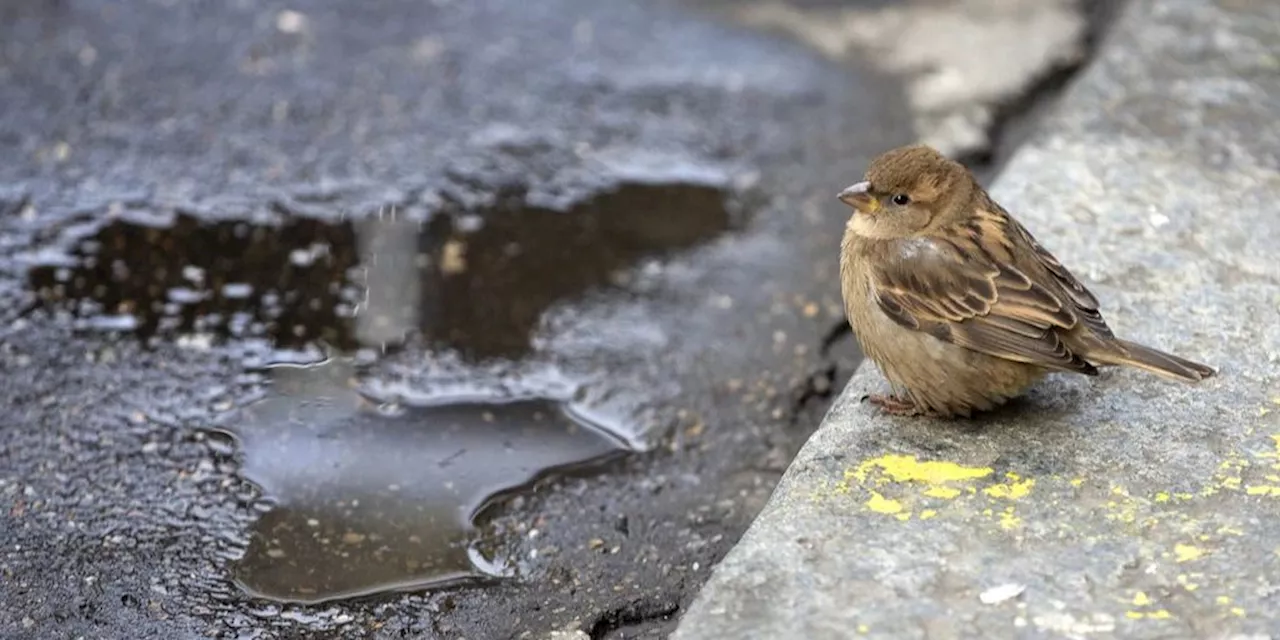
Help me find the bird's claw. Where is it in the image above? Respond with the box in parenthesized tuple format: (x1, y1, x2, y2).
(866, 393, 922, 416)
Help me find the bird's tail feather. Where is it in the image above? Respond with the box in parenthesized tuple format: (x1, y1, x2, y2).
(1090, 339, 1216, 382)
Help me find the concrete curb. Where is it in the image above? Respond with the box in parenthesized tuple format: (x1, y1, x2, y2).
(672, 0, 1280, 637)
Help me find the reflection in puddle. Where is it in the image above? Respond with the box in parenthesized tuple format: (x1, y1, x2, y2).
(25, 211, 363, 349)
(423, 182, 732, 358)
(26, 182, 733, 359)
(228, 213, 631, 603)
(22, 180, 734, 602)
(229, 357, 624, 603)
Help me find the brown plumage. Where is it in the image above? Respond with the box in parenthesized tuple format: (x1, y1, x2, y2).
(837, 144, 1215, 418)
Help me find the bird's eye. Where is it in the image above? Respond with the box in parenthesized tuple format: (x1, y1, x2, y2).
(891, 194, 911, 206)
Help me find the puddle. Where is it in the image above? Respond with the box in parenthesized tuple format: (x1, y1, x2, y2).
(422, 182, 732, 358)
(21, 180, 734, 602)
(228, 357, 625, 603)
(25, 181, 734, 359)
(25, 211, 363, 349)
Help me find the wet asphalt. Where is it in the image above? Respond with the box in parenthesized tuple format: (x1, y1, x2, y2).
(0, 1, 912, 637)
(0, 0, 1100, 638)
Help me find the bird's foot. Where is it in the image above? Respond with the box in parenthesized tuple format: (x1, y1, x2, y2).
(861, 393, 923, 416)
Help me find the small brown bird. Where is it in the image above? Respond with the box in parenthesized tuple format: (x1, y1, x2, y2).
(837, 144, 1215, 418)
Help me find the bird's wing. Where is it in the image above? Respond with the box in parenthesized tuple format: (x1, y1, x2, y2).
(869, 212, 1103, 374)
(1001, 212, 1114, 339)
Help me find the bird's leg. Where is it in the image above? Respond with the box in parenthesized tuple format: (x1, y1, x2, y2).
(863, 393, 923, 416)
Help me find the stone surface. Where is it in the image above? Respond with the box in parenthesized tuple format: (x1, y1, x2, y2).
(673, 0, 1280, 638)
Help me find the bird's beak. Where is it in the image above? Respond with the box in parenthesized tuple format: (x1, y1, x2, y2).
(838, 181, 878, 214)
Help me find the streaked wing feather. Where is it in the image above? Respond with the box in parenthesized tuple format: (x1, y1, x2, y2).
(872, 233, 1098, 375)
(1003, 211, 1114, 339)
(933, 317, 1095, 372)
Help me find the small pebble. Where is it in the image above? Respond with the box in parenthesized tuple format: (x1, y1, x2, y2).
(979, 583, 1026, 604)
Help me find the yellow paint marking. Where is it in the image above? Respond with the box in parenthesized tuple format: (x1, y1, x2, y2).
(1174, 544, 1205, 563)
(1245, 485, 1280, 496)
(847, 455, 1032, 523)
(984, 474, 1035, 500)
(852, 454, 992, 484)
(1125, 608, 1173, 620)
(866, 491, 903, 515)
(999, 507, 1021, 530)
(924, 486, 961, 499)
(1132, 592, 1151, 606)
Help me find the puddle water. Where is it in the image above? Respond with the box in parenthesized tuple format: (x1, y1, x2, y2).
(21, 180, 733, 602)
(26, 182, 733, 359)
(423, 182, 732, 358)
(229, 357, 625, 603)
(25, 211, 364, 349)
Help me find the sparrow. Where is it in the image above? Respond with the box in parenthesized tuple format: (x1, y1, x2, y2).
(837, 144, 1215, 418)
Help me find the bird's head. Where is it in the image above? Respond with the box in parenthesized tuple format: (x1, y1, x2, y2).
(838, 144, 975, 239)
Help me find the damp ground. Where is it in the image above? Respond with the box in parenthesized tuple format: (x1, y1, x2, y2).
(20, 180, 739, 605)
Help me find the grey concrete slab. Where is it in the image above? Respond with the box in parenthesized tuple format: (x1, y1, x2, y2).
(672, 0, 1280, 638)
